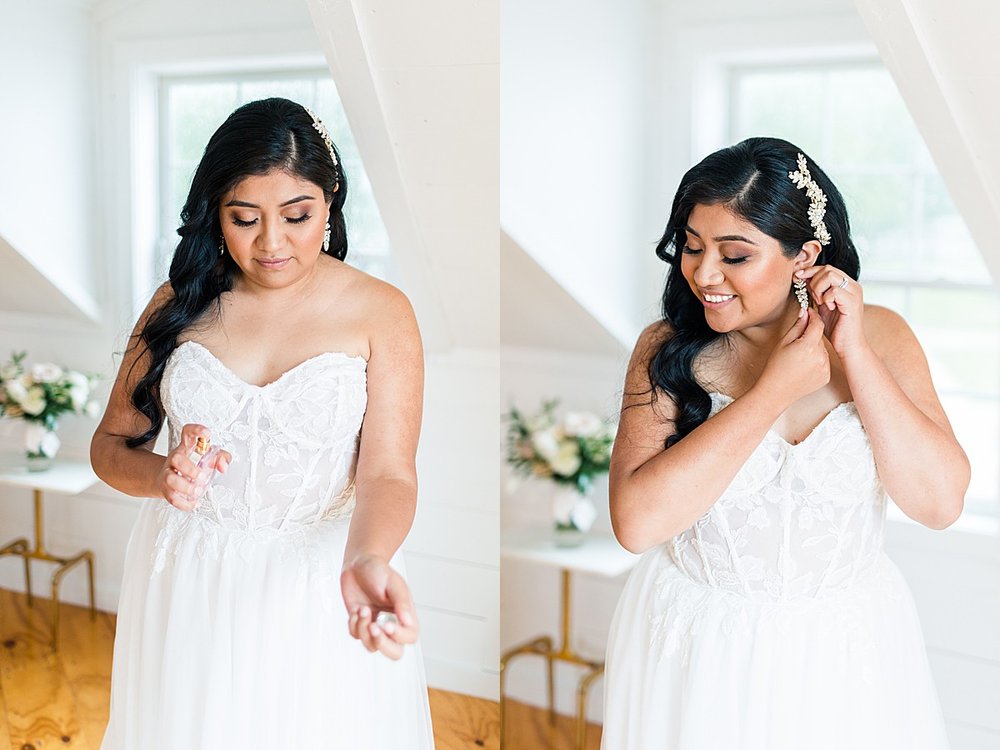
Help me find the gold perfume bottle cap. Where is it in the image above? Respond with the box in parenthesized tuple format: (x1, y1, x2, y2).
(194, 436, 211, 455)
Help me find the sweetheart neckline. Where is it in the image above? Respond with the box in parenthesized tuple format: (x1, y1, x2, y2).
(174, 340, 367, 391)
(708, 391, 858, 449)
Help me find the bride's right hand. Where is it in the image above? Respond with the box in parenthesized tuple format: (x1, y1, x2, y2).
(156, 423, 231, 512)
(755, 308, 830, 408)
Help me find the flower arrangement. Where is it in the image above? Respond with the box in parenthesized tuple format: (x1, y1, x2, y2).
(504, 400, 616, 534)
(0, 351, 101, 463)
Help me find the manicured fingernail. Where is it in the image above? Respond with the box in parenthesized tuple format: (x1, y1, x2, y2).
(359, 606, 370, 619)
(382, 621, 396, 636)
(369, 623, 382, 637)
(399, 610, 414, 627)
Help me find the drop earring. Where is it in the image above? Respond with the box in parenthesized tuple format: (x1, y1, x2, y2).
(793, 278, 809, 311)
(219, 237, 225, 257)
(323, 220, 331, 253)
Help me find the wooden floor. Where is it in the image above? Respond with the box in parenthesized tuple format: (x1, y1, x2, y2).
(0, 587, 498, 749)
(503, 698, 602, 750)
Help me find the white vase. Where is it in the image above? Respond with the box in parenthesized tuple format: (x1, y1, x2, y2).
(24, 422, 60, 471)
(552, 485, 596, 547)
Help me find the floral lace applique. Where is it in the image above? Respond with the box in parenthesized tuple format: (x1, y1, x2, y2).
(150, 342, 367, 585)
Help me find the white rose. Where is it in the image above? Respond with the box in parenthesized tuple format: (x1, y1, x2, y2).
(66, 371, 90, 409)
(5, 379, 27, 404)
(26, 424, 61, 457)
(531, 427, 561, 462)
(70, 386, 88, 410)
(550, 441, 582, 477)
(0, 364, 19, 381)
(84, 400, 101, 418)
(32, 362, 63, 383)
(66, 370, 89, 388)
(563, 411, 602, 438)
(21, 386, 46, 416)
(569, 498, 597, 532)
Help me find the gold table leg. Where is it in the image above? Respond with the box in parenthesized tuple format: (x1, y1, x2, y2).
(499, 568, 605, 750)
(0, 489, 96, 649)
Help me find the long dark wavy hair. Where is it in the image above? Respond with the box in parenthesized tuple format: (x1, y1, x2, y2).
(651, 137, 860, 447)
(125, 97, 348, 448)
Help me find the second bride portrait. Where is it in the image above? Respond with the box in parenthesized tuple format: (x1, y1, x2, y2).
(499, 1, 992, 749)
(603, 137, 969, 749)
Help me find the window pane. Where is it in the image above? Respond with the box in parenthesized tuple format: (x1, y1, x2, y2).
(733, 69, 824, 155)
(827, 67, 916, 166)
(168, 82, 238, 162)
(240, 79, 314, 106)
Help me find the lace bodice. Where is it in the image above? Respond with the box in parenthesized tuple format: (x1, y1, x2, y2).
(667, 392, 886, 602)
(159, 341, 368, 536)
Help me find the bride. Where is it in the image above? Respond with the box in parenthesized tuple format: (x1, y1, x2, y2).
(90, 97, 434, 749)
(603, 137, 968, 749)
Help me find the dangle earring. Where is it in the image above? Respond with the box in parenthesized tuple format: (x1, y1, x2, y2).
(219, 237, 226, 257)
(323, 220, 331, 253)
(793, 278, 809, 312)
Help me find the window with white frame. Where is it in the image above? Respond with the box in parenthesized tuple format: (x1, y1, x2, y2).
(156, 69, 391, 282)
(725, 59, 999, 516)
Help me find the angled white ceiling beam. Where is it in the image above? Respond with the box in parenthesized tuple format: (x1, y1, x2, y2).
(855, 0, 1000, 283)
(0, 233, 101, 323)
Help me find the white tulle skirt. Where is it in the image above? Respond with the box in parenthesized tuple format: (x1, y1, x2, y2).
(101, 501, 435, 750)
(602, 548, 949, 750)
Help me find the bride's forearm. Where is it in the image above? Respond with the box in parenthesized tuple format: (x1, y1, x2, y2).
(343, 476, 417, 566)
(90, 432, 166, 499)
(843, 346, 968, 528)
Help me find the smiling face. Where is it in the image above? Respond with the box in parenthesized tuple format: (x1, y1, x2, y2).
(680, 203, 816, 334)
(219, 169, 331, 288)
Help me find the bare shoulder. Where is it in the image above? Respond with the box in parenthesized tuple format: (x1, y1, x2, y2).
(861, 303, 922, 363)
(862, 301, 949, 405)
(143, 280, 176, 322)
(151, 279, 175, 305)
(343, 266, 416, 326)
(622, 319, 674, 411)
(128, 281, 176, 350)
(326, 262, 421, 359)
(632, 319, 674, 365)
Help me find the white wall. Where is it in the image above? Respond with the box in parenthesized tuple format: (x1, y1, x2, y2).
(0, 0, 99, 320)
(0, 0, 498, 701)
(501, 0, 657, 346)
(499, 347, 626, 720)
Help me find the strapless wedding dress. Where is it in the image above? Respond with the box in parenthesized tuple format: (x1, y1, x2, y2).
(602, 392, 949, 749)
(101, 341, 434, 749)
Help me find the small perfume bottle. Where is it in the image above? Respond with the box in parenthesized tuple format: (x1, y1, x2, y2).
(186, 435, 221, 502)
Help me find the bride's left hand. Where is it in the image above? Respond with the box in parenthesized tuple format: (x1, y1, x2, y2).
(795, 266, 868, 358)
(341, 553, 419, 660)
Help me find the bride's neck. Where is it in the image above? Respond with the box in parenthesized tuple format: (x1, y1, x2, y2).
(729, 302, 802, 357)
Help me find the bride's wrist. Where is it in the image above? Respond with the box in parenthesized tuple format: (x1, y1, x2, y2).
(344, 551, 388, 570)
